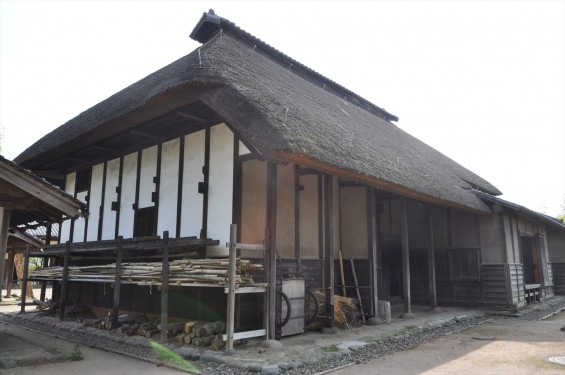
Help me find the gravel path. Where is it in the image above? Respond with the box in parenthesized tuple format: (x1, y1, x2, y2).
(2, 297, 565, 375)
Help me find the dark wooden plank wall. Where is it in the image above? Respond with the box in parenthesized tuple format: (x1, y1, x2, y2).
(481, 264, 507, 304)
(507, 263, 525, 304)
(435, 248, 452, 303)
(553, 263, 565, 295)
(409, 248, 429, 303)
(452, 281, 481, 303)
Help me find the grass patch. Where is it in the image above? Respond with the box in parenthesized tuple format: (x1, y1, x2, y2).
(71, 345, 84, 361)
(150, 341, 200, 374)
(324, 344, 339, 352)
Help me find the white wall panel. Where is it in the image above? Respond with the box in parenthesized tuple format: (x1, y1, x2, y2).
(139, 146, 158, 209)
(86, 164, 104, 241)
(158, 139, 180, 237)
(60, 173, 76, 243)
(118, 152, 138, 239)
(180, 130, 205, 238)
(72, 190, 87, 242)
(101, 158, 120, 240)
(239, 141, 251, 156)
(207, 124, 234, 257)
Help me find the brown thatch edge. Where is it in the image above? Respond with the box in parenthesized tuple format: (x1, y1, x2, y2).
(274, 151, 490, 214)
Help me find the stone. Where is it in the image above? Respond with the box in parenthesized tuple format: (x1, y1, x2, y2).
(259, 339, 283, 349)
(337, 341, 368, 351)
(261, 365, 281, 375)
(321, 326, 340, 335)
(400, 312, 416, 319)
(366, 316, 385, 326)
(377, 301, 392, 323)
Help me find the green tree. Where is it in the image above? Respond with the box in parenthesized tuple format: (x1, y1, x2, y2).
(557, 197, 565, 223)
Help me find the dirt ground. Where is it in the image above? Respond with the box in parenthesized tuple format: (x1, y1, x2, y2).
(0, 322, 183, 375)
(333, 312, 565, 375)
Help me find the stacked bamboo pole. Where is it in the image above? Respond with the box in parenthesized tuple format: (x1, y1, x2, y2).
(30, 258, 262, 285)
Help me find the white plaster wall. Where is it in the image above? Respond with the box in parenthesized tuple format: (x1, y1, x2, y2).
(139, 146, 158, 209)
(60, 173, 76, 243)
(180, 130, 205, 237)
(157, 139, 180, 237)
(239, 141, 251, 156)
(276, 163, 294, 258)
(86, 164, 104, 241)
(241, 159, 267, 244)
(72, 190, 87, 242)
(118, 152, 138, 239)
(503, 214, 515, 263)
(332, 177, 341, 256)
(339, 186, 367, 259)
(299, 174, 319, 258)
(207, 124, 234, 257)
(101, 158, 120, 240)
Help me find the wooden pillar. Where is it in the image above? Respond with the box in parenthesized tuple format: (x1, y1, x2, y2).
(427, 205, 438, 309)
(160, 231, 170, 344)
(367, 187, 378, 316)
(40, 280, 47, 302)
(59, 241, 71, 320)
(4, 251, 15, 297)
(226, 224, 237, 350)
(266, 162, 277, 339)
(0, 208, 11, 300)
(400, 197, 414, 318)
(111, 236, 123, 329)
(323, 174, 335, 328)
(20, 245, 30, 313)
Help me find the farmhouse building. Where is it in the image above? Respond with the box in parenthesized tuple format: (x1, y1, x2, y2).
(10, 10, 565, 340)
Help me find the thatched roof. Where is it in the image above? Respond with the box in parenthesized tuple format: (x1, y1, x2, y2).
(15, 10, 501, 213)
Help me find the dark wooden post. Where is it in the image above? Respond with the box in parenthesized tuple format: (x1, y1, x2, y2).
(20, 246, 30, 313)
(266, 163, 277, 339)
(4, 251, 15, 297)
(59, 241, 71, 320)
(111, 236, 123, 329)
(427, 205, 438, 309)
(0, 209, 11, 301)
(367, 187, 378, 316)
(40, 281, 47, 302)
(226, 224, 237, 350)
(323, 174, 336, 328)
(160, 231, 170, 344)
(400, 197, 414, 318)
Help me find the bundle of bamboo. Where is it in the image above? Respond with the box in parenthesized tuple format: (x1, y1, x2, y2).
(30, 258, 263, 285)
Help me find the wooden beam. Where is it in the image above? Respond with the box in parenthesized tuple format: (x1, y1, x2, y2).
(323, 174, 335, 328)
(111, 236, 123, 330)
(20, 245, 30, 314)
(400, 197, 414, 318)
(266, 163, 277, 339)
(176, 111, 208, 123)
(427, 205, 437, 308)
(0, 209, 11, 301)
(0, 165, 83, 219)
(226, 224, 237, 350)
(129, 129, 160, 141)
(160, 231, 170, 344)
(367, 187, 378, 316)
(59, 241, 71, 320)
(4, 251, 15, 298)
(10, 229, 44, 248)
